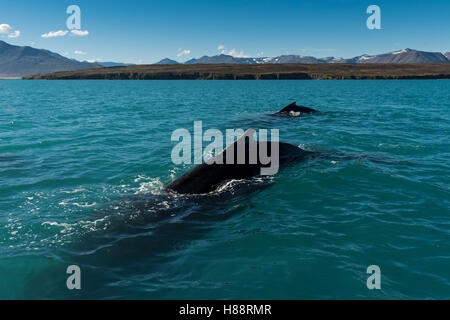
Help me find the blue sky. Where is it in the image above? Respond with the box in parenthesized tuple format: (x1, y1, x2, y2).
(1, 0, 449, 63)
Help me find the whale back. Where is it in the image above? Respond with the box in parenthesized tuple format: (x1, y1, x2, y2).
(166, 130, 312, 195)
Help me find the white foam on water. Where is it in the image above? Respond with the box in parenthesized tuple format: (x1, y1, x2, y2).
(60, 188, 87, 194)
(72, 202, 97, 208)
(134, 176, 164, 194)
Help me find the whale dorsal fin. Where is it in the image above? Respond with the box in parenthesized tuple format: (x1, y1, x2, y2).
(277, 102, 297, 113)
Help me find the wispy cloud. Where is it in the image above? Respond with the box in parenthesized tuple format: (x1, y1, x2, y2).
(217, 45, 251, 58)
(177, 49, 191, 57)
(227, 49, 251, 58)
(41, 29, 89, 38)
(41, 30, 68, 38)
(8, 30, 20, 38)
(0, 24, 21, 38)
(74, 50, 87, 55)
(71, 30, 89, 36)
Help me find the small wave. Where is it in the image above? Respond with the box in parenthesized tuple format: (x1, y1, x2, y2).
(60, 188, 87, 194)
(58, 200, 97, 208)
(42, 221, 72, 229)
(134, 176, 164, 194)
(212, 176, 273, 195)
(73, 202, 97, 208)
(42, 217, 109, 234)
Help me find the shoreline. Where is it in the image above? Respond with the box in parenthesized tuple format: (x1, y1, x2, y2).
(23, 63, 450, 80)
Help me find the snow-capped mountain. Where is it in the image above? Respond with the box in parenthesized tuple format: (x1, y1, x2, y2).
(155, 49, 450, 65)
(350, 49, 449, 64)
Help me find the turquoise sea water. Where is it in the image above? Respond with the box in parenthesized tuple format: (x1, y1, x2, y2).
(0, 80, 449, 299)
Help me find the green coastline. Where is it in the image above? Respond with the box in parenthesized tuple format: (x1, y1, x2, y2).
(23, 63, 450, 80)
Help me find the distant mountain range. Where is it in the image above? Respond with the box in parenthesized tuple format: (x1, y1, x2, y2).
(1, 39, 450, 78)
(156, 48, 450, 65)
(154, 58, 180, 65)
(0, 40, 101, 77)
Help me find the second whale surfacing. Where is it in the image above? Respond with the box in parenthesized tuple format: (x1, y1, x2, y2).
(274, 102, 318, 117)
(166, 130, 315, 195)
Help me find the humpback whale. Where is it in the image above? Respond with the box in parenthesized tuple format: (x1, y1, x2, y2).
(167, 130, 314, 195)
(274, 102, 318, 117)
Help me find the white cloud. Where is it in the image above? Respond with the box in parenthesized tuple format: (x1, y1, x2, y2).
(256, 52, 264, 57)
(8, 30, 20, 38)
(41, 30, 68, 38)
(217, 45, 251, 58)
(177, 49, 191, 57)
(0, 24, 21, 38)
(71, 30, 89, 36)
(0, 24, 13, 34)
(223, 48, 251, 58)
(74, 50, 87, 55)
(40, 29, 89, 39)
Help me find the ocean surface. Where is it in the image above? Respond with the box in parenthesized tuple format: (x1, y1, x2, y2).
(0, 80, 449, 299)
